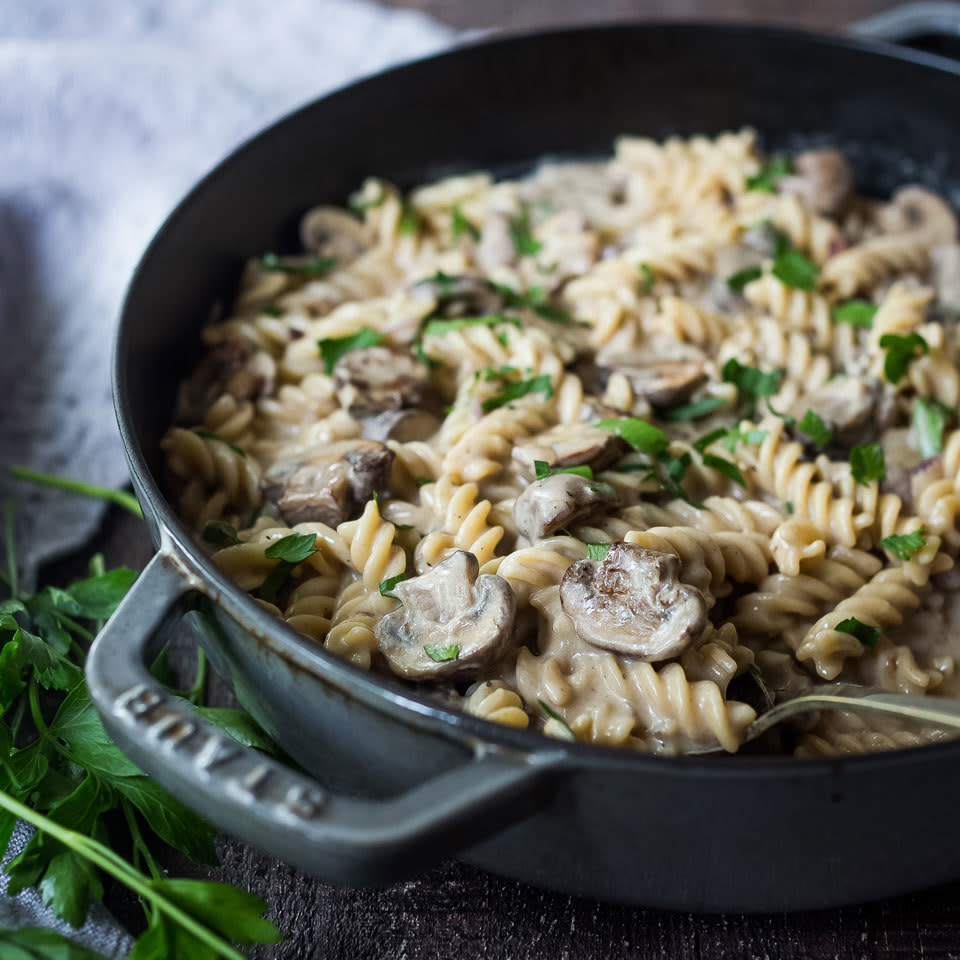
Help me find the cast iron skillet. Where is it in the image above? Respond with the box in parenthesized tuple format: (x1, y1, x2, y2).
(87, 18, 960, 912)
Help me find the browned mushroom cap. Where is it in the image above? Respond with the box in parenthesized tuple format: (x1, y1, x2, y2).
(560, 542, 708, 660)
(512, 422, 627, 478)
(878, 186, 958, 245)
(177, 339, 275, 423)
(779, 149, 853, 216)
(333, 346, 430, 417)
(513, 473, 618, 542)
(932, 244, 960, 311)
(363, 409, 441, 444)
(299, 206, 371, 264)
(263, 440, 393, 527)
(375, 551, 516, 680)
(594, 343, 707, 407)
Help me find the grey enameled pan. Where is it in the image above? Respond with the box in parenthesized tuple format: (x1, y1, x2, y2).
(88, 17, 960, 911)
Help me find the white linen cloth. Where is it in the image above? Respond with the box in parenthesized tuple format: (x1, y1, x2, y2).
(0, 0, 454, 952)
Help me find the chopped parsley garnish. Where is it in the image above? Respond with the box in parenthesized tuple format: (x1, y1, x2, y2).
(424, 644, 460, 663)
(832, 300, 877, 329)
(379, 573, 408, 599)
(879, 332, 929, 384)
(881, 528, 927, 561)
(721, 426, 768, 452)
(482, 374, 554, 413)
(850, 441, 885, 486)
(534, 460, 594, 480)
(912, 397, 952, 457)
(701, 453, 745, 487)
(797, 409, 833, 446)
(586, 543, 611, 561)
(786, 500, 794, 514)
(722, 358, 782, 414)
(415, 476, 431, 487)
(518, 285, 584, 326)
(638, 262, 656, 294)
(317, 325, 383, 374)
(202, 520, 240, 546)
(348, 180, 386, 213)
(595, 418, 668, 456)
(509, 206, 542, 257)
(262, 304, 284, 317)
(726, 265, 763, 292)
(772, 248, 820, 290)
(693, 428, 727, 454)
(658, 395, 726, 422)
(261, 252, 336, 277)
(835, 617, 880, 648)
(259, 531, 319, 604)
(399, 202, 421, 235)
(538, 700, 576, 740)
(746, 155, 793, 193)
(423, 314, 523, 338)
(451, 205, 481, 241)
(192, 429, 245, 457)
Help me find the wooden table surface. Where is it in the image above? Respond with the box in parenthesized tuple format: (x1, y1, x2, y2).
(56, 2, 960, 957)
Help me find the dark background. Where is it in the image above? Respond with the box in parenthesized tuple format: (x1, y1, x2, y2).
(52, 1, 960, 957)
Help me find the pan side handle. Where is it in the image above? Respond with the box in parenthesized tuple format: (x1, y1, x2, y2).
(849, 2, 960, 47)
(86, 548, 562, 886)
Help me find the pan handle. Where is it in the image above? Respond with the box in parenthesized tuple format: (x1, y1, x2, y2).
(86, 548, 560, 885)
(848, 2, 960, 45)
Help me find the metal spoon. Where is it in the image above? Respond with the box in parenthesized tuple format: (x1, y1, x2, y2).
(694, 684, 960, 754)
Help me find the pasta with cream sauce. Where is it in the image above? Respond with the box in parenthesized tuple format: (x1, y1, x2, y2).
(163, 129, 960, 756)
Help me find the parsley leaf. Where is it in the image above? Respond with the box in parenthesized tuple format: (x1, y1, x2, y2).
(772, 248, 820, 290)
(202, 520, 240, 546)
(832, 299, 877, 328)
(264, 533, 318, 564)
(658, 395, 726, 422)
(423, 314, 522, 338)
(451, 205, 480, 241)
(424, 644, 459, 663)
(726, 265, 763, 291)
(317, 325, 383, 374)
(586, 543, 610, 561)
(797, 409, 833, 446)
(399, 202, 420, 235)
(261, 252, 335, 277)
(379, 573, 408, 599)
(746, 155, 793, 192)
(348, 180, 386, 213)
(912, 397, 952, 457)
(881, 528, 927, 561)
(835, 617, 880, 648)
(638, 263, 656, 294)
(879, 332, 929, 384)
(533, 460, 593, 481)
(850, 441, 885, 485)
(481, 374, 554, 413)
(701, 453, 745, 488)
(722, 358, 782, 413)
(509, 207, 542, 257)
(191, 430, 245, 457)
(595, 418, 668, 456)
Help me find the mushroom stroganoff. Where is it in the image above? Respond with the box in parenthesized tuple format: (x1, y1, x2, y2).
(163, 129, 960, 756)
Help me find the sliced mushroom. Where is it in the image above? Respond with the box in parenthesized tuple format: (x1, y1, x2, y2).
(802, 376, 876, 444)
(560, 542, 708, 661)
(299, 206, 371, 264)
(333, 346, 430, 417)
(512, 422, 627, 478)
(177, 339, 275, 422)
(879, 427, 931, 510)
(594, 342, 707, 407)
(741, 220, 782, 257)
(878, 186, 958, 245)
(263, 440, 393, 527)
(513, 473, 618, 542)
(779, 149, 853, 216)
(362, 409, 441, 443)
(931, 243, 960, 312)
(375, 551, 516, 680)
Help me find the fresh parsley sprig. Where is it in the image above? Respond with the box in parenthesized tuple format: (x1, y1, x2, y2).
(533, 460, 594, 480)
(481, 374, 554, 413)
(835, 617, 880, 648)
(746, 156, 793, 193)
(912, 398, 953, 457)
(317, 326, 383, 374)
(879, 332, 929, 384)
(261, 252, 335, 277)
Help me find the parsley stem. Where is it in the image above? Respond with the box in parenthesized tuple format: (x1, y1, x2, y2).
(0, 788, 248, 960)
(89, 554, 106, 632)
(9, 467, 143, 518)
(121, 798, 162, 882)
(56, 613, 96, 645)
(27, 680, 50, 743)
(7, 696, 26, 748)
(3, 500, 17, 598)
(186, 648, 208, 706)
